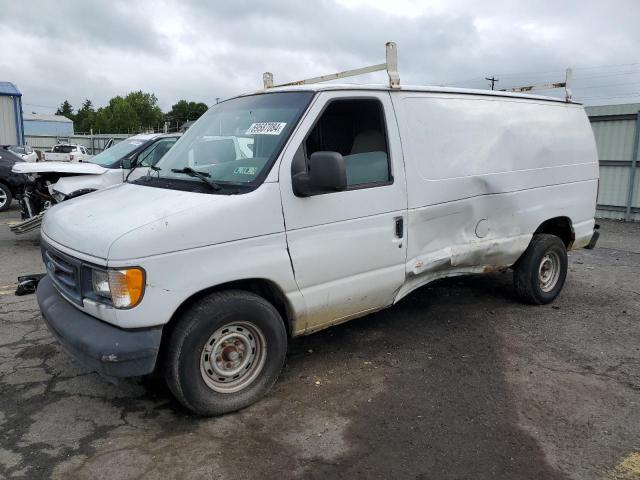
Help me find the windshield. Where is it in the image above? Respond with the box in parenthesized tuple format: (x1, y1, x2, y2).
(90, 138, 150, 167)
(154, 92, 313, 189)
(53, 145, 77, 153)
(8, 145, 27, 155)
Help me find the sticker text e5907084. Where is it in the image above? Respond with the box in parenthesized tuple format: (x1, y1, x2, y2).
(234, 166, 258, 175)
(246, 122, 286, 135)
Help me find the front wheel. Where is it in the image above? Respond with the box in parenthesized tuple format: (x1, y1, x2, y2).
(0, 183, 12, 212)
(513, 234, 568, 305)
(165, 290, 288, 416)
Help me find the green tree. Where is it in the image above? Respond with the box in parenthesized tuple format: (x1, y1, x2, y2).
(91, 96, 140, 134)
(56, 91, 173, 134)
(124, 91, 164, 131)
(86, 91, 163, 134)
(74, 99, 96, 133)
(92, 107, 111, 133)
(165, 100, 209, 126)
(55, 100, 75, 121)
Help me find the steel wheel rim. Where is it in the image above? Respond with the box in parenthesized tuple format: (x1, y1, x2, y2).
(200, 321, 267, 394)
(0, 189, 7, 208)
(538, 251, 561, 292)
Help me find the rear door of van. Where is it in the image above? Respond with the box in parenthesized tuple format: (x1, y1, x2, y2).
(279, 91, 408, 332)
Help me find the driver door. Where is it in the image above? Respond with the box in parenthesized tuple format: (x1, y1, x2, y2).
(279, 91, 408, 333)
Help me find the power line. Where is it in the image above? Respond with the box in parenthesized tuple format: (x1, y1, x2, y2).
(573, 62, 640, 71)
(574, 70, 640, 80)
(499, 79, 640, 92)
(570, 80, 640, 90)
(492, 62, 640, 78)
(577, 91, 640, 101)
(442, 63, 640, 88)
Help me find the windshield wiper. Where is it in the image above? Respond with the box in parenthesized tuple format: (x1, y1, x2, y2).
(126, 163, 161, 182)
(171, 167, 222, 191)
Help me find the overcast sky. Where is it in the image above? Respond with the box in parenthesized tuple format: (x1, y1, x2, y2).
(1, 0, 639, 113)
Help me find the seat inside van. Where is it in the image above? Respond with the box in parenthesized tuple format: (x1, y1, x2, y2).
(303, 99, 391, 186)
(193, 139, 237, 166)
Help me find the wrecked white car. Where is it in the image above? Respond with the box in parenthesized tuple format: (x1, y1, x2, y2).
(10, 133, 180, 234)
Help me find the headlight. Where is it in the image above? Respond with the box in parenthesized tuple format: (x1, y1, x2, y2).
(91, 267, 145, 308)
(92, 269, 111, 298)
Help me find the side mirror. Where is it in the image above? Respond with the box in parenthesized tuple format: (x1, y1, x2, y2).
(121, 155, 136, 170)
(292, 151, 347, 197)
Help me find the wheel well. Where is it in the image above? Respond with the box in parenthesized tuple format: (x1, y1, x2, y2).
(166, 279, 293, 335)
(154, 279, 294, 376)
(534, 217, 574, 248)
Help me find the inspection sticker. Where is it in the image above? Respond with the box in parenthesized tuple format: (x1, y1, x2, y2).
(234, 166, 258, 175)
(246, 122, 286, 135)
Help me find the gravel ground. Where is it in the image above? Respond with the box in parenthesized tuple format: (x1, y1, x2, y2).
(0, 203, 639, 480)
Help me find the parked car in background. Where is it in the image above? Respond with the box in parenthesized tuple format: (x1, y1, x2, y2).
(2, 145, 38, 162)
(10, 133, 180, 233)
(43, 144, 91, 162)
(0, 148, 26, 212)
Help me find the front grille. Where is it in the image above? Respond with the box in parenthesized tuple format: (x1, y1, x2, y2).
(42, 243, 83, 305)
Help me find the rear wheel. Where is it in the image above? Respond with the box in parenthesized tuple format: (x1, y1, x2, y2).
(0, 183, 12, 212)
(165, 290, 287, 416)
(513, 234, 568, 305)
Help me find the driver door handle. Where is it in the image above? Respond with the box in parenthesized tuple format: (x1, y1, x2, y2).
(395, 216, 404, 238)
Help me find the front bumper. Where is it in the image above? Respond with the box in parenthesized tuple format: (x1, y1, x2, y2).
(37, 275, 162, 377)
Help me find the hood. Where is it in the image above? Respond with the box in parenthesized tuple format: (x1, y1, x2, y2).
(12, 162, 108, 175)
(0, 151, 23, 167)
(41, 181, 284, 261)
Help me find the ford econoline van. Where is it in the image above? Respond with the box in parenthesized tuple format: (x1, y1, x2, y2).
(36, 61, 599, 415)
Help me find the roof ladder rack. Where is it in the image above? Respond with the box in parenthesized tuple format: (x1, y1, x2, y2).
(499, 68, 573, 102)
(263, 42, 400, 89)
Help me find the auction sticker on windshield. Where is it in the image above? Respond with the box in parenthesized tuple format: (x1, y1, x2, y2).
(234, 167, 258, 175)
(246, 122, 286, 135)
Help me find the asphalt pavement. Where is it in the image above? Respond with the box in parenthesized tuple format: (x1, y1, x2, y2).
(0, 203, 639, 480)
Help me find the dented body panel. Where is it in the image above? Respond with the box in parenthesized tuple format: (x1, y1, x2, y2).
(38, 84, 599, 343)
(389, 92, 598, 302)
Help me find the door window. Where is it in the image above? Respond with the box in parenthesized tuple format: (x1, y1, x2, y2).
(137, 138, 178, 166)
(298, 98, 391, 188)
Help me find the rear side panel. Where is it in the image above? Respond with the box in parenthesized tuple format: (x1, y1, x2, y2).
(391, 92, 598, 300)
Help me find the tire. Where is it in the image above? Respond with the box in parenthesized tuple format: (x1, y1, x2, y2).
(165, 290, 288, 416)
(0, 183, 12, 212)
(513, 234, 568, 305)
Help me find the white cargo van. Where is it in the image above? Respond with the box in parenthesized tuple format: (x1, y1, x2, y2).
(36, 46, 599, 415)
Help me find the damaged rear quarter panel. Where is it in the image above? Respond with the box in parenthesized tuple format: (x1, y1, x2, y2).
(391, 92, 598, 302)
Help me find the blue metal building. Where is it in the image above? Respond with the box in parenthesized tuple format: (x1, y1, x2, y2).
(0, 82, 25, 145)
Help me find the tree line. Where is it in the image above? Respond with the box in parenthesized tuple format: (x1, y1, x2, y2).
(54, 91, 209, 134)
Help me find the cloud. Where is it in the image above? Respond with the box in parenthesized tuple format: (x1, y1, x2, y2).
(0, 0, 639, 113)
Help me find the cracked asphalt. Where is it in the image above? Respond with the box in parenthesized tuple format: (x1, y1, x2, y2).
(0, 202, 639, 480)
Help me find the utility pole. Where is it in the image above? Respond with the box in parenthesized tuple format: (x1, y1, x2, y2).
(485, 76, 499, 90)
